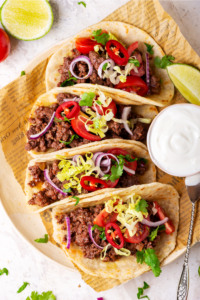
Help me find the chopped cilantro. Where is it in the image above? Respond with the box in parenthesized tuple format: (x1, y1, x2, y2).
(60, 71, 77, 87)
(78, 1, 86, 7)
(96, 100, 102, 105)
(144, 43, 154, 55)
(103, 160, 124, 182)
(26, 291, 56, 300)
(128, 58, 140, 67)
(0, 268, 8, 276)
(72, 196, 80, 206)
(54, 116, 71, 123)
(138, 158, 148, 164)
(63, 188, 72, 193)
(136, 249, 161, 277)
(102, 63, 108, 71)
(135, 199, 148, 213)
(149, 225, 165, 241)
(79, 92, 96, 107)
(92, 225, 106, 240)
(100, 231, 106, 240)
(198, 266, 200, 277)
(21, 71, 26, 76)
(154, 55, 175, 69)
(17, 282, 30, 293)
(59, 134, 79, 145)
(137, 281, 150, 299)
(92, 224, 104, 231)
(117, 154, 136, 162)
(34, 234, 48, 243)
(92, 29, 110, 46)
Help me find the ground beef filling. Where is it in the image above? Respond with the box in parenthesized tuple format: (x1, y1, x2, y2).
(55, 202, 160, 262)
(57, 48, 161, 94)
(25, 93, 149, 153)
(28, 157, 147, 207)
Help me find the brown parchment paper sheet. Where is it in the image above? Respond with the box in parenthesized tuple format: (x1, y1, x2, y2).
(0, 0, 200, 292)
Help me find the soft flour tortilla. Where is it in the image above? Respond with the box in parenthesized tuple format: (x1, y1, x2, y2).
(52, 182, 179, 279)
(26, 86, 158, 158)
(46, 21, 174, 107)
(25, 140, 156, 213)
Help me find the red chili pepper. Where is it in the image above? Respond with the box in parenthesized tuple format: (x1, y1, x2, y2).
(105, 222, 124, 249)
(106, 40, 129, 66)
(55, 101, 80, 120)
(80, 176, 108, 192)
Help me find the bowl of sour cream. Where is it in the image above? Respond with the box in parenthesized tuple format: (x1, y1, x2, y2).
(147, 103, 200, 178)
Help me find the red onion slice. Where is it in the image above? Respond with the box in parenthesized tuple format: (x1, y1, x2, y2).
(96, 153, 119, 177)
(30, 112, 55, 140)
(63, 97, 80, 102)
(69, 55, 93, 80)
(65, 217, 71, 249)
(123, 165, 135, 175)
(141, 217, 168, 227)
(44, 169, 67, 196)
(121, 107, 133, 136)
(88, 225, 104, 250)
(73, 155, 83, 163)
(92, 152, 104, 162)
(146, 52, 151, 95)
(98, 59, 115, 78)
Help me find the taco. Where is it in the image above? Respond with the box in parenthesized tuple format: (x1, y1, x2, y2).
(46, 21, 174, 107)
(25, 140, 156, 212)
(25, 85, 158, 158)
(52, 183, 179, 279)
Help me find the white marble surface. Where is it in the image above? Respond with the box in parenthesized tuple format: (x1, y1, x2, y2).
(0, 1, 200, 299)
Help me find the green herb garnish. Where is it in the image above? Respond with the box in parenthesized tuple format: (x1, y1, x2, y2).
(21, 71, 26, 76)
(63, 188, 72, 193)
(149, 225, 166, 241)
(34, 234, 48, 243)
(135, 199, 148, 213)
(78, 1, 86, 7)
(92, 29, 110, 46)
(26, 291, 56, 300)
(103, 160, 124, 182)
(79, 92, 96, 107)
(136, 249, 161, 277)
(59, 134, 79, 145)
(117, 154, 136, 162)
(198, 266, 200, 277)
(128, 59, 140, 67)
(102, 63, 108, 71)
(96, 100, 102, 105)
(0, 268, 8, 276)
(54, 116, 71, 123)
(60, 71, 77, 87)
(138, 158, 148, 164)
(92, 225, 106, 240)
(17, 282, 30, 293)
(154, 55, 175, 69)
(72, 196, 80, 206)
(144, 43, 154, 55)
(137, 281, 150, 299)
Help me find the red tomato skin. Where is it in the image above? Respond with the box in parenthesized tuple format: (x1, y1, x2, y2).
(93, 209, 118, 227)
(75, 38, 100, 54)
(92, 100, 117, 117)
(127, 41, 138, 57)
(71, 115, 101, 141)
(115, 76, 148, 97)
(154, 201, 175, 235)
(124, 217, 150, 244)
(0, 29, 10, 62)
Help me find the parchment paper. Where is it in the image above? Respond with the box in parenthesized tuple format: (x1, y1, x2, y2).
(0, 0, 200, 292)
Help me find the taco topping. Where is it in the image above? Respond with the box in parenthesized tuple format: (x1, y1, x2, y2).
(57, 30, 161, 95)
(25, 90, 151, 153)
(27, 150, 148, 207)
(55, 194, 175, 275)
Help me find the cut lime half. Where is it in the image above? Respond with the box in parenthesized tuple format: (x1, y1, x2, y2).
(167, 64, 200, 105)
(0, 0, 53, 41)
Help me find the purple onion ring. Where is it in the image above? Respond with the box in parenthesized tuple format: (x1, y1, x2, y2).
(121, 107, 133, 136)
(65, 217, 71, 249)
(30, 112, 55, 140)
(44, 169, 67, 196)
(88, 224, 104, 249)
(69, 55, 93, 80)
(97, 59, 115, 78)
(141, 217, 168, 227)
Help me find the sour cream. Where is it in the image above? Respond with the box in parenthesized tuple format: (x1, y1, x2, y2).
(147, 104, 200, 177)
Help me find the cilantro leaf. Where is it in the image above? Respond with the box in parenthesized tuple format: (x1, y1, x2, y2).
(17, 282, 30, 293)
(34, 234, 48, 243)
(138, 158, 148, 164)
(79, 92, 95, 107)
(135, 199, 148, 213)
(63, 188, 72, 193)
(92, 29, 110, 46)
(60, 71, 77, 87)
(26, 291, 39, 300)
(117, 154, 136, 162)
(149, 225, 165, 241)
(21, 70, 26, 76)
(72, 196, 80, 206)
(26, 291, 56, 300)
(104, 161, 124, 182)
(59, 134, 79, 145)
(137, 281, 150, 299)
(136, 249, 161, 277)
(144, 43, 154, 55)
(78, 1, 86, 7)
(198, 266, 200, 277)
(0, 268, 9, 276)
(136, 250, 145, 264)
(154, 55, 175, 69)
(96, 100, 102, 105)
(92, 224, 104, 231)
(100, 231, 106, 240)
(128, 59, 140, 67)
(102, 63, 108, 71)
(54, 116, 71, 123)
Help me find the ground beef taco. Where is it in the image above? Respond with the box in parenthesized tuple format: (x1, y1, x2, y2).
(25, 85, 158, 158)
(46, 21, 174, 107)
(52, 182, 179, 279)
(25, 140, 156, 212)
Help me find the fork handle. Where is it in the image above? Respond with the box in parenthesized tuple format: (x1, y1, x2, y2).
(177, 202, 195, 300)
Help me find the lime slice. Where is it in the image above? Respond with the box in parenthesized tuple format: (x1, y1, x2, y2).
(0, 0, 53, 41)
(167, 64, 200, 105)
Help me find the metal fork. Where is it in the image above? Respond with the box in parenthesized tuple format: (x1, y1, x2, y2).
(177, 180, 200, 300)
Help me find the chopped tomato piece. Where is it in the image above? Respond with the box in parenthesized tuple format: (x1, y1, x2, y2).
(154, 201, 175, 235)
(115, 76, 148, 96)
(71, 115, 101, 141)
(93, 209, 118, 227)
(92, 99, 117, 117)
(127, 41, 138, 57)
(75, 38, 101, 54)
(0, 29, 10, 62)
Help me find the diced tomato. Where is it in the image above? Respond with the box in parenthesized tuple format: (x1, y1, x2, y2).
(75, 38, 101, 54)
(106, 178, 119, 188)
(127, 41, 138, 57)
(130, 52, 145, 77)
(93, 209, 118, 227)
(71, 115, 101, 141)
(0, 29, 10, 62)
(115, 76, 148, 96)
(124, 222, 150, 243)
(92, 99, 117, 117)
(154, 201, 175, 235)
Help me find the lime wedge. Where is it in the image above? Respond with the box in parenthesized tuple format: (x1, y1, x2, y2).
(0, 0, 53, 41)
(167, 64, 200, 105)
